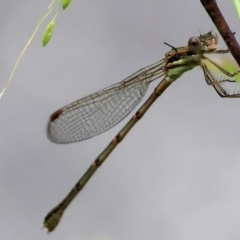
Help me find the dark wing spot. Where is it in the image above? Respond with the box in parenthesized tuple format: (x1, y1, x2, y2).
(49, 109, 63, 122)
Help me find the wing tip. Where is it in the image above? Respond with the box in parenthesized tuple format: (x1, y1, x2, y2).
(46, 113, 65, 144)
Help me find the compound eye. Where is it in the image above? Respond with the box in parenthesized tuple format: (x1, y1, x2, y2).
(188, 37, 202, 54)
(211, 32, 218, 45)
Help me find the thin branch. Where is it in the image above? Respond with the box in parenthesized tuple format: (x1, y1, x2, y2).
(200, 0, 240, 66)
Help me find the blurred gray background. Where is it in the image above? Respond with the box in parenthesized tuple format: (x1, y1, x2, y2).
(1, 1, 240, 240)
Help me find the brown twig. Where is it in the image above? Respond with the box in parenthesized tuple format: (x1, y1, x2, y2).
(200, 0, 240, 66)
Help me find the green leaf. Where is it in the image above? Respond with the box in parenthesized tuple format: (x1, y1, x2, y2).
(233, 0, 240, 19)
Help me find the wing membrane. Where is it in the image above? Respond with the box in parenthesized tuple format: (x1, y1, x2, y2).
(47, 59, 165, 143)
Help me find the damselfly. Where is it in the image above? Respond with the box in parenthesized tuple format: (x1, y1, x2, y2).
(43, 31, 240, 232)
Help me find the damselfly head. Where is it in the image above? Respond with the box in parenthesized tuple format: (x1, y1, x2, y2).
(198, 31, 218, 51)
(188, 31, 219, 54)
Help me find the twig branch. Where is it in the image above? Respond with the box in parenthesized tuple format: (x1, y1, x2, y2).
(200, 0, 240, 66)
